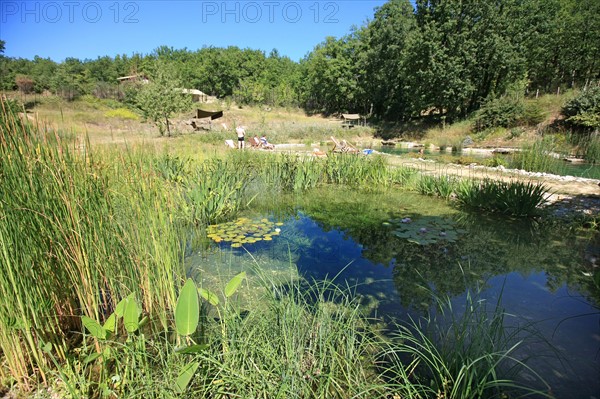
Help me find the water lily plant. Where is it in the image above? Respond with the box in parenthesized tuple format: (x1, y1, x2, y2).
(207, 217, 283, 247)
(389, 216, 465, 246)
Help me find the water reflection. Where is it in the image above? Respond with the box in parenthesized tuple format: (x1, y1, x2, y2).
(187, 186, 599, 398)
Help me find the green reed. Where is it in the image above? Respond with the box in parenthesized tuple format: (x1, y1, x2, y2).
(455, 179, 549, 217)
(382, 285, 552, 399)
(508, 138, 566, 175)
(185, 271, 390, 398)
(416, 175, 459, 199)
(0, 99, 186, 387)
(578, 133, 600, 164)
(216, 152, 404, 194)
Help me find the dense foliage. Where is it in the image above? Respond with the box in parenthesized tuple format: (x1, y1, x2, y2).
(561, 86, 600, 131)
(1, 0, 598, 120)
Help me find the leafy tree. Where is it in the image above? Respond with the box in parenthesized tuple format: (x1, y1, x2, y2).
(515, 0, 600, 94)
(404, 0, 524, 120)
(134, 61, 192, 136)
(361, 0, 415, 120)
(49, 57, 95, 100)
(301, 34, 366, 115)
(30, 56, 57, 92)
(556, 0, 600, 90)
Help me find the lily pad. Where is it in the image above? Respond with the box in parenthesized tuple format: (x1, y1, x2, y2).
(207, 217, 284, 246)
(389, 216, 465, 246)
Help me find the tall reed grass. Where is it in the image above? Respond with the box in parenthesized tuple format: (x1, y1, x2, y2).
(570, 132, 600, 164)
(0, 99, 186, 387)
(416, 175, 459, 199)
(508, 138, 566, 175)
(187, 276, 391, 398)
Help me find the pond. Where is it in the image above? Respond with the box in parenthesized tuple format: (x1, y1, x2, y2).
(186, 187, 600, 398)
(375, 145, 600, 179)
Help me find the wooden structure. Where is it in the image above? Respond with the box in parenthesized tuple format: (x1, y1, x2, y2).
(182, 89, 210, 103)
(186, 108, 224, 131)
(117, 74, 149, 84)
(341, 114, 366, 128)
(195, 109, 223, 120)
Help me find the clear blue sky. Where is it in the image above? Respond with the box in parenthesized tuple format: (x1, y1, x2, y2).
(1, 1, 389, 62)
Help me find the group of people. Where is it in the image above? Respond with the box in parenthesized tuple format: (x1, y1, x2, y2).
(235, 125, 274, 150)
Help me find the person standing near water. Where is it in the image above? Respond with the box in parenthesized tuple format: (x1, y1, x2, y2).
(236, 125, 246, 149)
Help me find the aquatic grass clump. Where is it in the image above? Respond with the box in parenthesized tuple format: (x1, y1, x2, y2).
(247, 152, 402, 193)
(508, 138, 566, 175)
(575, 133, 600, 164)
(188, 277, 390, 398)
(183, 158, 250, 225)
(154, 153, 190, 183)
(416, 175, 459, 199)
(382, 288, 551, 399)
(264, 153, 325, 192)
(391, 165, 419, 186)
(456, 179, 550, 217)
(324, 153, 393, 188)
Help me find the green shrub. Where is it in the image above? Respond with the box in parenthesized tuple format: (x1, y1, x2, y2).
(519, 102, 545, 126)
(483, 156, 508, 168)
(507, 127, 525, 139)
(561, 86, 600, 132)
(474, 96, 525, 132)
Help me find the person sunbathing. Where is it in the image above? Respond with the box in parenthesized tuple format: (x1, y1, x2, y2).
(260, 135, 275, 150)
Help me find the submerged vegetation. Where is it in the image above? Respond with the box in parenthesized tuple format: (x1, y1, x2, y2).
(385, 287, 552, 399)
(0, 97, 592, 397)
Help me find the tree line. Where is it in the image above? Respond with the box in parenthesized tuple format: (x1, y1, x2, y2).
(1, 0, 598, 122)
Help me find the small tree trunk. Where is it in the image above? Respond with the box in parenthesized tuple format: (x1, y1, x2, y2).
(165, 116, 171, 137)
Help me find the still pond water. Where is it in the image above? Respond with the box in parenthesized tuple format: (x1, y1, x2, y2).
(187, 187, 599, 398)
